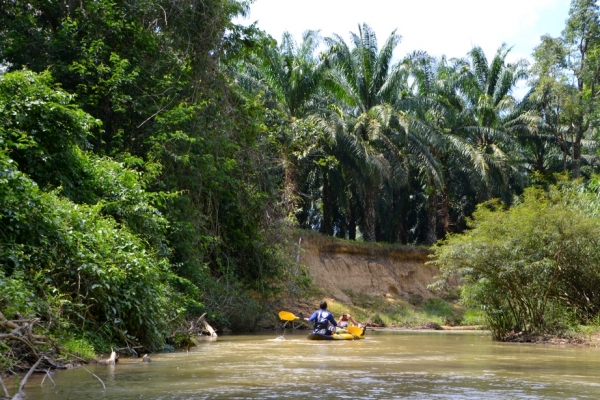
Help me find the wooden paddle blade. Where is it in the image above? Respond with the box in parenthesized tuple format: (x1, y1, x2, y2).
(278, 311, 299, 321)
(346, 326, 364, 335)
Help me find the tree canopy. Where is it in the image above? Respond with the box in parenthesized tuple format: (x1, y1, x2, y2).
(2, 0, 600, 363)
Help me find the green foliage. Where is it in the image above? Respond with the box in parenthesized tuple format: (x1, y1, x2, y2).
(1, 164, 175, 349)
(59, 336, 97, 361)
(431, 180, 600, 339)
(462, 309, 487, 326)
(423, 298, 454, 317)
(0, 69, 99, 188)
(0, 70, 179, 350)
(0, 341, 15, 372)
(199, 275, 262, 332)
(0, 0, 303, 364)
(0, 270, 35, 318)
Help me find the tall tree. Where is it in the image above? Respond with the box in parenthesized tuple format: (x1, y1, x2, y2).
(531, 0, 600, 178)
(242, 30, 328, 223)
(324, 24, 425, 242)
(399, 46, 530, 243)
(455, 45, 529, 200)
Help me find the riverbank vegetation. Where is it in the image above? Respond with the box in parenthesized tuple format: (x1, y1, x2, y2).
(2, 0, 600, 376)
(431, 179, 600, 341)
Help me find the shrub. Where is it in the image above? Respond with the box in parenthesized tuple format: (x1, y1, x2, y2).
(431, 181, 600, 339)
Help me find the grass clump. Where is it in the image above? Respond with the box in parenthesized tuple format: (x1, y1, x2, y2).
(59, 336, 97, 361)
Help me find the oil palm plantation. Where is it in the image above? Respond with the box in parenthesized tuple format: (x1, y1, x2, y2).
(398, 46, 532, 243)
(323, 24, 441, 242)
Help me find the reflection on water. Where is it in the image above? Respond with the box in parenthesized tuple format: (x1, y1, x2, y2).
(20, 330, 600, 399)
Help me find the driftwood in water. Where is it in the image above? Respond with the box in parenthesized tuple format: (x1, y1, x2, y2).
(11, 357, 43, 400)
(1, 375, 9, 398)
(96, 348, 119, 366)
(168, 313, 217, 349)
(97, 348, 118, 365)
(107, 349, 117, 365)
(83, 367, 106, 391)
(196, 313, 217, 337)
(40, 368, 56, 387)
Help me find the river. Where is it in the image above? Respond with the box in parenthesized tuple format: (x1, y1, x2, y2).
(17, 330, 600, 399)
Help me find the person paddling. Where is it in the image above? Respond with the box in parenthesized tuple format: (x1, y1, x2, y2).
(305, 300, 337, 336)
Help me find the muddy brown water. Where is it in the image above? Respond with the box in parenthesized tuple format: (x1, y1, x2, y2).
(12, 330, 600, 399)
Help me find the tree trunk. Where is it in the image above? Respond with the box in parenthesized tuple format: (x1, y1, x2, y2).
(320, 170, 333, 236)
(391, 189, 405, 244)
(363, 189, 376, 242)
(437, 187, 450, 238)
(426, 187, 438, 245)
(348, 201, 357, 241)
(572, 126, 582, 179)
(283, 155, 299, 224)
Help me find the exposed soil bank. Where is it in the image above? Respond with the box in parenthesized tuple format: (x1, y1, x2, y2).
(296, 233, 444, 303)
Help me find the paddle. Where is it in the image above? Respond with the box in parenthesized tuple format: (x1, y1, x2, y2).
(278, 311, 301, 321)
(346, 326, 364, 336)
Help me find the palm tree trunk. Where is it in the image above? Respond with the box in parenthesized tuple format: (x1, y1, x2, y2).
(348, 200, 357, 241)
(438, 187, 450, 238)
(426, 186, 438, 245)
(320, 170, 333, 236)
(392, 189, 405, 244)
(363, 189, 376, 242)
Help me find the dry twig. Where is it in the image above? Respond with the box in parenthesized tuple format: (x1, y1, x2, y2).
(82, 367, 106, 391)
(40, 368, 55, 387)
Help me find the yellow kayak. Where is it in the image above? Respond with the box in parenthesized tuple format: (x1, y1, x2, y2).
(307, 328, 365, 340)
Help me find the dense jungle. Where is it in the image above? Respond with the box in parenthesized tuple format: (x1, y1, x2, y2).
(3, 0, 600, 380)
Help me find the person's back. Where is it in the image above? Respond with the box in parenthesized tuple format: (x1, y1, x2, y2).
(305, 301, 337, 335)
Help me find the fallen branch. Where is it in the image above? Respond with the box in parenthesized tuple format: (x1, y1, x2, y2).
(0, 311, 19, 331)
(0, 376, 9, 398)
(11, 356, 43, 399)
(63, 351, 87, 363)
(40, 368, 55, 387)
(197, 313, 217, 337)
(42, 356, 67, 370)
(0, 335, 39, 359)
(82, 367, 106, 391)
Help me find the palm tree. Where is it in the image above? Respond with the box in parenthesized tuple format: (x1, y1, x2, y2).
(323, 24, 442, 242)
(239, 30, 328, 223)
(455, 44, 529, 199)
(398, 46, 530, 243)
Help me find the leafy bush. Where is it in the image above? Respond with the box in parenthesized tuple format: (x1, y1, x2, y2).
(0, 271, 35, 318)
(199, 275, 262, 332)
(431, 181, 600, 339)
(424, 298, 454, 317)
(0, 70, 180, 350)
